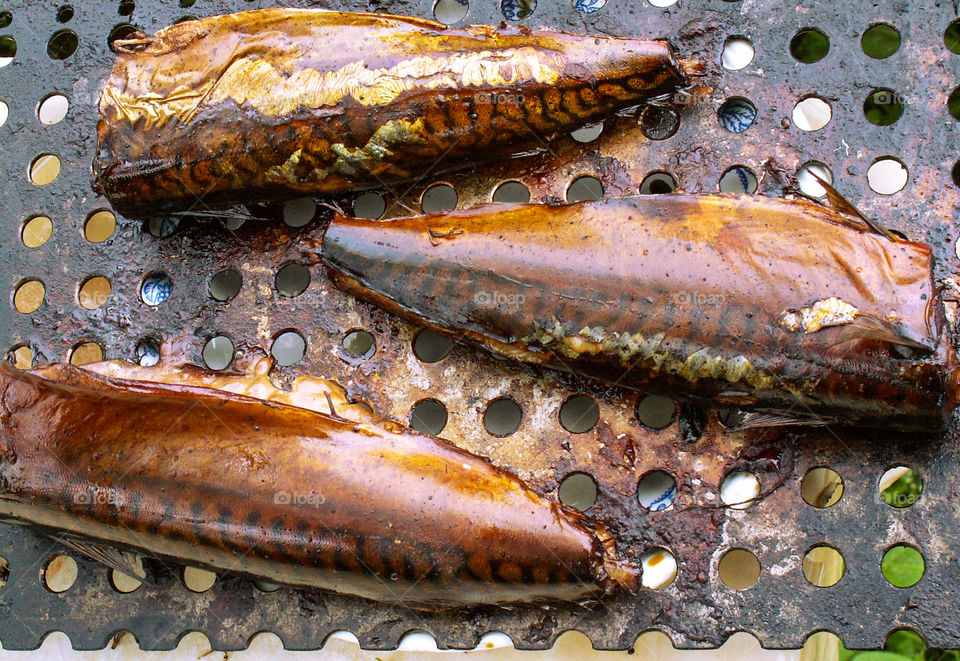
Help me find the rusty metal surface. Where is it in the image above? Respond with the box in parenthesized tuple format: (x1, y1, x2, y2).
(2, 0, 960, 651)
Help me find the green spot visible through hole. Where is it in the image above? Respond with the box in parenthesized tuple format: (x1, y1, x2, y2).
(879, 466, 922, 507)
(864, 88, 903, 126)
(862, 24, 900, 58)
(881, 545, 924, 588)
(949, 87, 960, 120)
(47, 29, 78, 59)
(790, 28, 829, 63)
(946, 19, 960, 54)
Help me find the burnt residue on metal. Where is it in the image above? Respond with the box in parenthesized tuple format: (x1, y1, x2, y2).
(1, 0, 960, 653)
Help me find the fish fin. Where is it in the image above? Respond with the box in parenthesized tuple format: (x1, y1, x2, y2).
(831, 314, 932, 353)
(48, 534, 150, 584)
(808, 172, 899, 241)
(725, 411, 831, 431)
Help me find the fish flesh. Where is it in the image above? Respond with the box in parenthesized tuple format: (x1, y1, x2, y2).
(0, 357, 638, 605)
(314, 194, 960, 431)
(94, 8, 698, 218)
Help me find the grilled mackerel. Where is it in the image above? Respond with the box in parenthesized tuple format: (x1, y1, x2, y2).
(94, 8, 696, 217)
(315, 194, 960, 431)
(0, 358, 638, 605)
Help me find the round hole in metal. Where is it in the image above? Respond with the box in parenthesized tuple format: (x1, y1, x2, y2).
(559, 394, 599, 433)
(864, 88, 903, 126)
(433, 0, 467, 24)
(47, 29, 78, 59)
(413, 328, 454, 363)
(882, 545, 924, 588)
(483, 397, 522, 437)
(421, 183, 458, 213)
(409, 399, 448, 436)
(797, 161, 834, 197)
(140, 271, 172, 306)
(790, 28, 829, 63)
(641, 548, 678, 589)
(803, 546, 845, 587)
(566, 175, 603, 202)
(30, 153, 61, 186)
(637, 470, 676, 511)
(571, 122, 603, 143)
(636, 394, 676, 430)
(354, 192, 386, 219)
(42, 555, 77, 593)
(638, 105, 680, 140)
(879, 466, 922, 508)
(283, 197, 316, 227)
(717, 97, 756, 133)
(793, 96, 832, 131)
(558, 472, 597, 511)
(341, 330, 376, 360)
(78, 276, 110, 310)
(867, 157, 908, 194)
(492, 181, 531, 203)
(14, 280, 44, 314)
(862, 23, 900, 58)
(275, 263, 310, 297)
(720, 470, 760, 509)
(21, 216, 53, 248)
(69, 341, 102, 366)
(208, 268, 242, 302)
(202, 336, 234, 370)
(801, 467, 844, 508)
(718, 165, 758, 193)
(719, 549, 760, 590)
(38, 94, 69, 125)
(722, 36, 754, 70)
(639, 171, 676, 195)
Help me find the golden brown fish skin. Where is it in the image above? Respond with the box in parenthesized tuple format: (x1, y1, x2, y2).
(94, 8, 694, 217)
(0, 361, 637, 606)
(316, 194, 960, 432)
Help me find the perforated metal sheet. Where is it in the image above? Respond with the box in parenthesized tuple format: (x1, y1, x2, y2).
(2, 0, 960, 652)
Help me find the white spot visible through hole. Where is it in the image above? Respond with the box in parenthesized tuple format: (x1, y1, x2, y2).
(793, 97, 832, 131)
(867, 157, 908, 194)
(718, 166, 758, 193)
(38, 94, 69, 125)
(433, 0, 467, 24)
(721, 471, 760, 509)
(637, 470, 676, 511)
(641, 548, 677, 589)
(797, 161, 833, 197)
(722, 37, 755, 70)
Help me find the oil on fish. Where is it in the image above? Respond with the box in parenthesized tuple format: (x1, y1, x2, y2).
(0, 357, 638, 606)
(93, 8, 699, 217)
(314, 194, 960, 432)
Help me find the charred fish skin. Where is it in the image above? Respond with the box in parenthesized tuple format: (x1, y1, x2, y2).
(0, 362, 637, 606)
(94, 8, 696, 217)
(317, 195, 960, 432)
